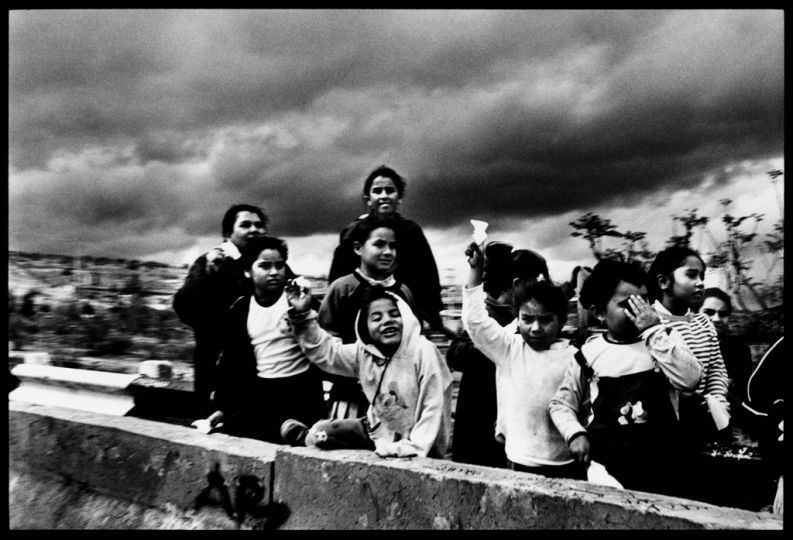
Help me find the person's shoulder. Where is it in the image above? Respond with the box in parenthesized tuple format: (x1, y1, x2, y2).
(327, 273, 361, 294)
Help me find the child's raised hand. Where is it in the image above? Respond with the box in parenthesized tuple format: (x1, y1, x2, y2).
(465, 241, 483, 269)
(286, 277, 312, 313)
(625, 295, 660, 333)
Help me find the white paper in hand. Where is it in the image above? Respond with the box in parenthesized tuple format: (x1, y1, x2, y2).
(587, 461, 624, 489)
(470, 220, 489, 245)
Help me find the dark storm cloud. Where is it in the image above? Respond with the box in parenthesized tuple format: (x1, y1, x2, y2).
(8, 9, 783, 263)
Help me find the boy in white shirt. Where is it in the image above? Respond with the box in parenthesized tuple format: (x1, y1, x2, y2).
(462, 242, 584, 479)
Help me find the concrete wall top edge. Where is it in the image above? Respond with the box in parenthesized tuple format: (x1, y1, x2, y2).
(9, 401, 783, 530)
(273, 445, 782, 529)
(9, 400, 279, 461)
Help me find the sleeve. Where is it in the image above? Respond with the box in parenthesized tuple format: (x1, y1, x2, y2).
(641, 324, 703, 392)
(173, 253, 238, 329)
(375, 346, 450, 458)
(461, 283, 512, 366)
(548, 356, 591, 444)
(289, 310, 359, 378)
(317, 281, 343, 337)
(411, 226, 444, 325)
(172, 254, 211, 328)
(212, 311, 256, 424)
(702, 323, 730, 406)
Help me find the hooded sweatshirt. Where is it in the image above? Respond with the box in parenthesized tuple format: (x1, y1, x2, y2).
(289, 291, 452, 458)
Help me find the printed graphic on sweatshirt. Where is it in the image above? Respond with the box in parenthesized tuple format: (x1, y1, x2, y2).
(373, 380, 412, 440)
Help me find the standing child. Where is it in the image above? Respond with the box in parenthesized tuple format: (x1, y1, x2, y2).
(647, 247, 731, 444)
(446, 241, 514, 468)
(319, 215, 418, 420)
(328, 165, 452, 337)
(549, 259, 702, 496)
(462, 242, 583, 480)
(282, 286, 452, 459)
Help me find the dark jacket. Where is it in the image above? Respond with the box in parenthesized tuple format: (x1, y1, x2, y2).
(446, 297, 514, 468)
(173, 253, 251, 416)
(328, 214, 444, 329)
(213, 294, 325, 442)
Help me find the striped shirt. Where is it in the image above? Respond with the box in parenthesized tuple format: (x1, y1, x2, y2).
(653, 300, 730, 406)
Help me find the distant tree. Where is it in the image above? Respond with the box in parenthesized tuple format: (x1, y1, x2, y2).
(569, 213, 624, 260)
(706, 199, 767, 311)
(667, 209, 709, 249)
(619, 230, 655, 268)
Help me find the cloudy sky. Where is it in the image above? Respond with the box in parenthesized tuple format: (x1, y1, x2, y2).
(9, 9, 784, 286)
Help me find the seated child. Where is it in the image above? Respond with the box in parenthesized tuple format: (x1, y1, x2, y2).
(462, 242, 584, 480)
(319, 215, 418, 420)
(200, 235, 327, 443)
(281, 285, 453, 459)
(549, 259, 703, 496)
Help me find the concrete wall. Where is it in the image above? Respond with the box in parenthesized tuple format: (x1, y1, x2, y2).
(9, 401, 782, 530)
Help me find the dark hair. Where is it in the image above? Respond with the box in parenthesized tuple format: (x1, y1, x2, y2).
(483, 241, 514, 297)
(362, 165, 406, 199)
(239, 235, 288, 269)
(703, 287, 733, 315)
(355, 286, 399, 345)
(350, 215, 399, 246)
(579, 259, 651, 313)
(647, 246, 705, 302)
(511, 249, 551, 284)
(221, 204, 269, 238)
(513, 280, 568, 325)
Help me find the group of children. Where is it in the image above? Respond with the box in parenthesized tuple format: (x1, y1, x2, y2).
(180, 164, 767, 502)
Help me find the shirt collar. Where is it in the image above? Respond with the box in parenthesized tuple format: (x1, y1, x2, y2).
(355, 268, 396, 288)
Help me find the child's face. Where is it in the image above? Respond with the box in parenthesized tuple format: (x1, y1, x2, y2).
(665, 255, 705, 308)
(248, 248, 287, 295)
(354, 227, 396, 278)
(600, 280, 648, 341)
(365, 176, 401, 215)
(699, 296, 730, 337)
(366, 298, 403, 354)
(518, 299, 560, 351)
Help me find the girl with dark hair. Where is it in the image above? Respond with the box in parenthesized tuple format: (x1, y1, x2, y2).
(327, 165, 452, 338)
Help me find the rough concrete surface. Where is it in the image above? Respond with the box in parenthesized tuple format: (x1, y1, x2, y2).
(273, 446, 783, 530)
(9, 402, 783, 530)
(9, 401, 278, 529)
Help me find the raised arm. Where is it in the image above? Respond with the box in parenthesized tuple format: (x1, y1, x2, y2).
(461, 243, 514, 365)
(626, 295, 703, 392)
(287, 283, 359, 378)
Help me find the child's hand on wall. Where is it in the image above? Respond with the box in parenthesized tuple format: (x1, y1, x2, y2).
(569, 433, 591, 466)
(625, 295, 661, 333)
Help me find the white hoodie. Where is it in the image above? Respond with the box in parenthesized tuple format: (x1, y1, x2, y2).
(290, 291, 452, 458)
